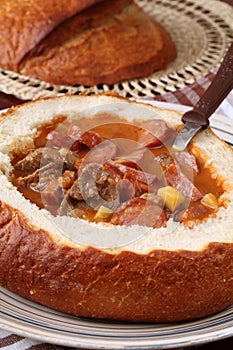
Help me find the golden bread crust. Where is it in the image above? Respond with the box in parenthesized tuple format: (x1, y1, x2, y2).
(0, 0, 104, 70)
(0, 200, 233, 322)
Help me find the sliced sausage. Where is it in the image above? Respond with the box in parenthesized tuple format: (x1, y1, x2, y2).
(81, 139, 118, 165)
(102, 162, 123, 182)
(114, 147, 148, 169)
(110, 197, 167, 228)
(173, 151, 199, 173)
(165, 161, 203, 201)
(46, 130, 74, 149)
(67, 124, 103, 149)
(123, 167, 158, 197)
(78, 130, 103, 148)
(178, 201, 214, 223)
(137, 119, 170, 148)
(47, 123, 103, 150)
(116, 179, 135, 203)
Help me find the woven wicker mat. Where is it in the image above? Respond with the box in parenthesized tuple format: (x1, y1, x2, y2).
(0, 0, 232, 100)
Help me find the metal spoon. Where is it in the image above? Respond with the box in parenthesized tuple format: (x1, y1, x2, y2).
(172, 42, 233, 151)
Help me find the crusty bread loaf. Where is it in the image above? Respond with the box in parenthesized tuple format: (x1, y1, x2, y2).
(0, 0, 176, 86)
(0, 0, 103, 71)
(0, 94, 233, 322)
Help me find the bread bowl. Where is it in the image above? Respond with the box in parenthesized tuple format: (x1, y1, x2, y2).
(0, 94, 233, 323)
(0, 0, 176, 86)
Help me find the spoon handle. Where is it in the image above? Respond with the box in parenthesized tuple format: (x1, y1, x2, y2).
(182, 42, 233, 127)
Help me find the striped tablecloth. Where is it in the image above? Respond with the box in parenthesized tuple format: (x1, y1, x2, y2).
(0, 69, 233, 350)
(155, 69, 233, 120)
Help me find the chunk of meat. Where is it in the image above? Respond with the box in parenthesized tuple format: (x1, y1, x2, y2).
(41, 179, 63, 208)
(15, 170, 40, 188)
(77, 163, 101, 200)
(14, 147, 63, 174)
(61, 149, 80, 170)
(57, 162, 121, 215)
(58, 196, 71, 216)
(165, 161, 203, 201)
(39, 164, 63, 192)
(110, 197, 167, 228)
(14, 162, 61, 192)
(14, 148, 43, 173)
(66, 178, 83, 200)
(72, 162, 120, 209)
(59, 170, 75, 189)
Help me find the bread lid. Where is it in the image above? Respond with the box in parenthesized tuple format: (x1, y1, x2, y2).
(0, 0, 104, 70)
(0, 0, 232, 99)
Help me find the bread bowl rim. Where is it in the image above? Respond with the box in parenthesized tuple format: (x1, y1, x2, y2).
(0, 94, 233, 254)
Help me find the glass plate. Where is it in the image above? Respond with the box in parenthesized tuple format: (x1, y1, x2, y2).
(0, 0, 232, 100)
(1, 287, 233, 349)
